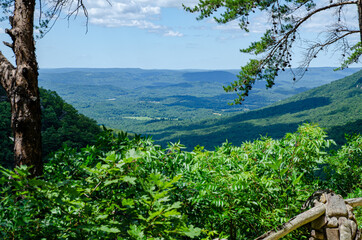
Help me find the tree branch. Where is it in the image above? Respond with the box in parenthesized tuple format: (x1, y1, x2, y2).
(36, 0, 94, 38)
(0, 51, 16, 93)
(345, 197, 362, 207)
(301, 31, 359, 69)
(291, 1, 357, 31)
(3, 41, 13, 49)
(262, 1, 358, 68)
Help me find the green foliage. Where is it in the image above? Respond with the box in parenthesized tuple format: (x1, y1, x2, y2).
(336, 43, 362, 71)
(0, 136, 201, 239)
(323, 134, 362, 195)
(40, 89, 101, 155)
(172, 123, 333, 239)
(1, 124, 360, 239)
(0, 100, 12, 169)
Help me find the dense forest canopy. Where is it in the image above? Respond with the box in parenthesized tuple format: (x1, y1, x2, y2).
(154, 69, 362, 149)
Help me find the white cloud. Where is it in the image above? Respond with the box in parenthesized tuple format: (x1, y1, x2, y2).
(81, 0, 199, 36)
(213, 20, 240, 31)
(164, 30, 183, 37)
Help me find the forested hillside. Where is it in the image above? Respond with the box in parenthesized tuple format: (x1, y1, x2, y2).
(154, 70, 362, 149)
(0, 87, 101, 168)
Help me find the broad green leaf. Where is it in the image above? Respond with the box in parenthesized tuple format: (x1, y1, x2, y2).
(123, 176, 137, 185)
(98, 225, 121, 233)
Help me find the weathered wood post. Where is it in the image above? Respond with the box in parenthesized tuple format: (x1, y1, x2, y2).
(310, 192, 360, 240)
(255, 192, 362, 240)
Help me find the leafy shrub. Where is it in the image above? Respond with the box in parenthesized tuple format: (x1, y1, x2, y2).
(0, 124, 361, 239)
(0, 143, 201, 239)
(169, 123, 333, 239)
(323, 134, 362, 195)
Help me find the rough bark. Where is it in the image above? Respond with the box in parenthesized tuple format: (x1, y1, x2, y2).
(0, 0, 42, 177)
(358, 0, 362, 41)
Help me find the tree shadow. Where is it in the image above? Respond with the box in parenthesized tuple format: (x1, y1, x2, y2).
(155, 97, 331, 134)
(153, 121, 300, 150)
(227, 97, 331, 122)
(326, 119, 362, 146)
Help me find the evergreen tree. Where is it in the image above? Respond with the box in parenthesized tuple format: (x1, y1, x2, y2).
(185, 0, 362, 104)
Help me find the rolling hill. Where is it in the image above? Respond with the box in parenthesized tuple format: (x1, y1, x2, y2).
(152, 70, 362, 149)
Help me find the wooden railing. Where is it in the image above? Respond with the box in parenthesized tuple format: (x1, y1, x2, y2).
(255, 192, 362, 240)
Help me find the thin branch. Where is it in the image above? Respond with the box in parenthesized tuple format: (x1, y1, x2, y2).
(66, 0, 89, 33)
(36, 0, 93, 37)
(262, 1, 358, 68)
(301, 31, 358, 69)
(3, 41, 13, 49)
(239, 0, 358, 89)
(291, 1, 357, 31)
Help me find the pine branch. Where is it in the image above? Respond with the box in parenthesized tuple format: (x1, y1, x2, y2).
(262, 1, 358, 68)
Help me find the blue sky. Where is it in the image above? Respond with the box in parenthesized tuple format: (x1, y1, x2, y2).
(1, 0, 361, 69)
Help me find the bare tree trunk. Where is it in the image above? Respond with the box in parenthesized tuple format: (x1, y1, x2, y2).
(0, 0, 42, 177)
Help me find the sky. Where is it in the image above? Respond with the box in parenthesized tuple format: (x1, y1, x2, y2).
(1, 0, 361, 70)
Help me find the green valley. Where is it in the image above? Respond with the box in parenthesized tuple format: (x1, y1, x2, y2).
(38, 67, 361, 149)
